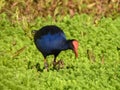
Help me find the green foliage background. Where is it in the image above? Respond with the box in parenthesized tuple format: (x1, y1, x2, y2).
(0, 0, 120, 90)
(0, 13, 120, 90)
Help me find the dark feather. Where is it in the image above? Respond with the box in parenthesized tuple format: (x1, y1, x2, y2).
(34, 25, 72, 57)
(33, 25, 78, 70)
(34, 25, 64, 41)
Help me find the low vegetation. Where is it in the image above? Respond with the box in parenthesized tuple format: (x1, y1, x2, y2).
(0, 13, 120, 89)
(0, 0, 120, 89)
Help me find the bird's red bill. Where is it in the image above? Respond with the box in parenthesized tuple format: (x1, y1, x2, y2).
(72, 40, 78, 58)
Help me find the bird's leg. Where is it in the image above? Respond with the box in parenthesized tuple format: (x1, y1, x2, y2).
(44, 58, 48, 71)
(53, 59, 64, 69)
(53, 57, 57, 68)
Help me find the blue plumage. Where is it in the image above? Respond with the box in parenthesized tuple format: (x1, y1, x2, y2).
(36, 32, 69, 56)
(33, 25, 78, 70)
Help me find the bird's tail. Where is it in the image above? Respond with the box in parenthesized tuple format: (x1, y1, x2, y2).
(31, 30, 37, 35)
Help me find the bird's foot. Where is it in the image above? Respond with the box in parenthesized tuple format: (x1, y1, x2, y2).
(53, 60, 64, 70)
(57, 60, 64, 69)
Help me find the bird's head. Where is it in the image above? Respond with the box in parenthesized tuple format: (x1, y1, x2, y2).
(72, 40, 79, 58)
(68, 40, 79, 58)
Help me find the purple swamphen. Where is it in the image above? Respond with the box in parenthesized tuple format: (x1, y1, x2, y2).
(33, 25, 78, 70)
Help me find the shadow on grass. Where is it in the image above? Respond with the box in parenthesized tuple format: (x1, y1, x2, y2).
(27, 61, 43, 72)
(27, 61, 59, 72)
(27, 61, 77, 72)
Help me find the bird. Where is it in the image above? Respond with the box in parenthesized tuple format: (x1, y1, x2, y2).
(33, 25, 78, 70)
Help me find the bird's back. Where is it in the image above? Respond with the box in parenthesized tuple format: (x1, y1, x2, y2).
(34, 25, 64, 40)
(34, 25, 67, 57)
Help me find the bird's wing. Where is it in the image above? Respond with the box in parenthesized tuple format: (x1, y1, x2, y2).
(49, 33, 66, 49)
(36, 32, 66, 52)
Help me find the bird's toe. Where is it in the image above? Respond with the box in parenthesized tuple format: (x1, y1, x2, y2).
(53, 60, 64, 70)
(57, 60, 64, 69)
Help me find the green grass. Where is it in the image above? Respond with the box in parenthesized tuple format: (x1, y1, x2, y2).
(0, 13, 120, 90)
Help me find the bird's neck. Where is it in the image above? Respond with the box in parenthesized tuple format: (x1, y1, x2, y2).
(61, 40, 73, 50)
